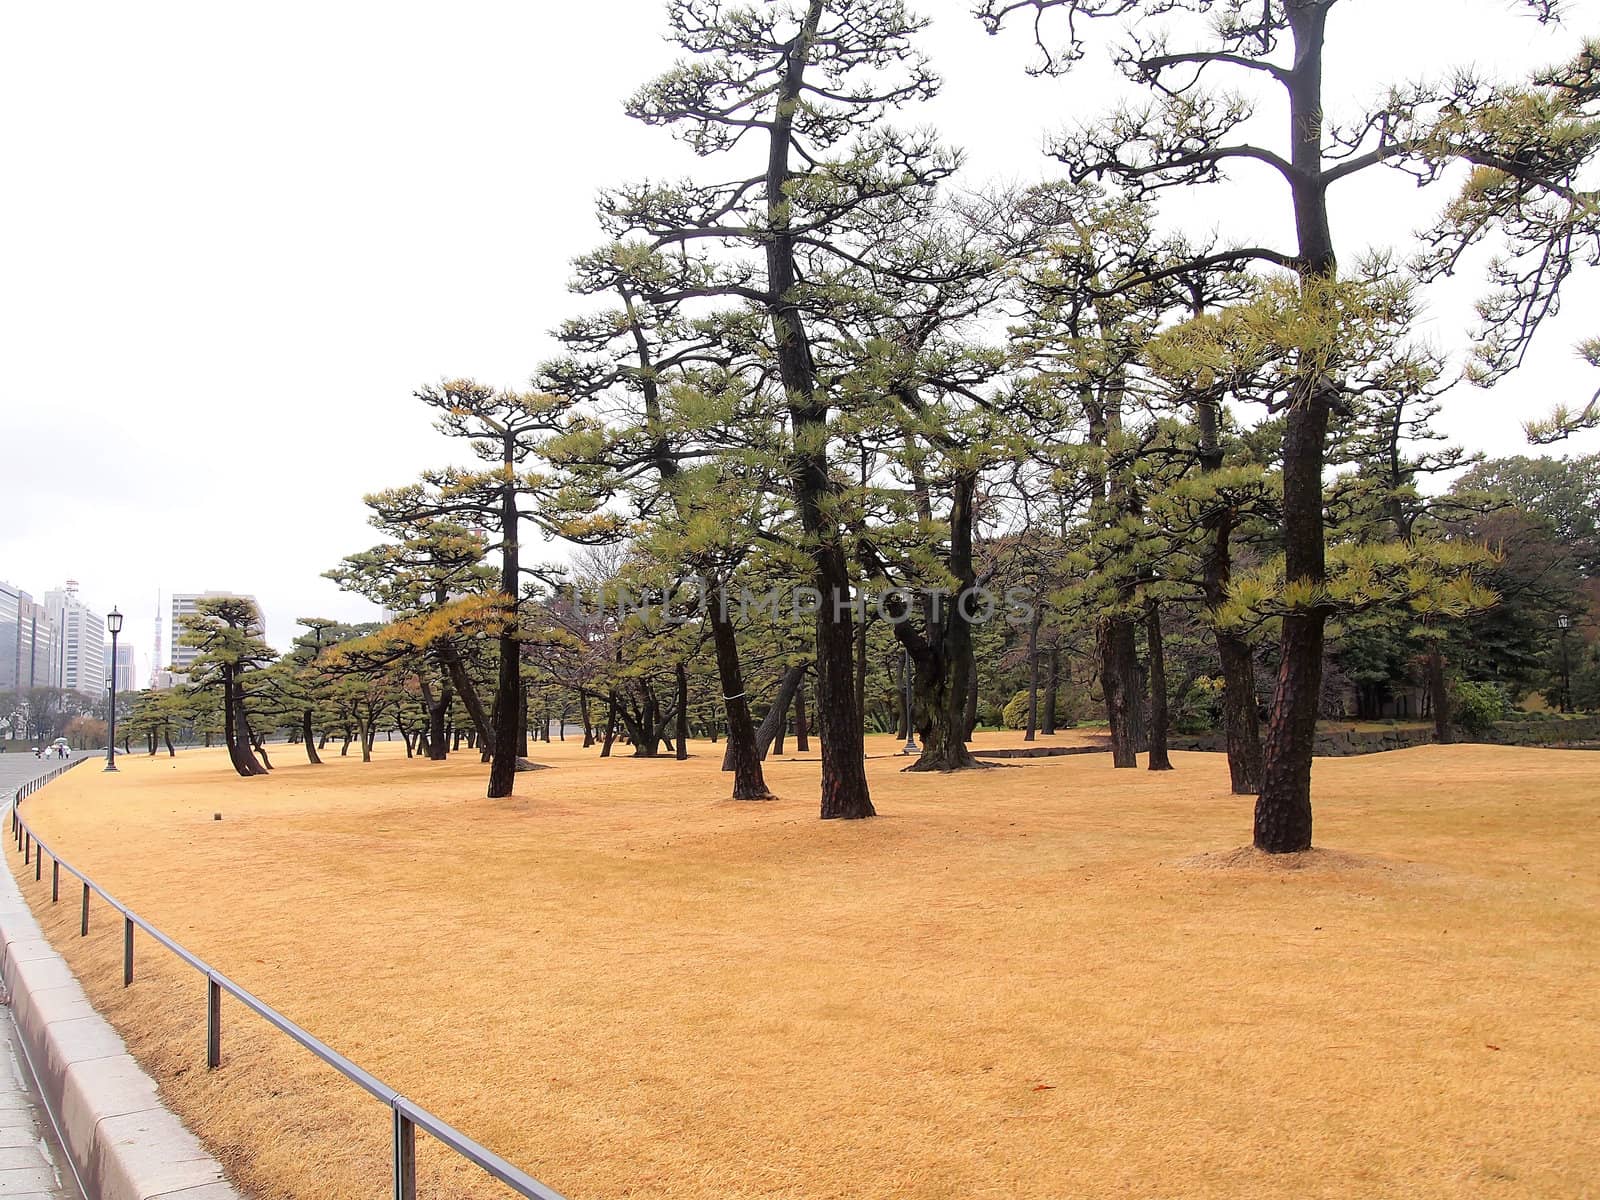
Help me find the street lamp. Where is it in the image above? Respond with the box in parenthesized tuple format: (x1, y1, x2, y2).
(899, 647, 919, 756)
(1557, 613, 1572, 715)
(105, 607, 122, 772)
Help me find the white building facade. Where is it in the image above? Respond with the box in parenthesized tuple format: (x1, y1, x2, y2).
(169, 591, 263, 675)
(43, 581, 104, 697)
(113, 643, 137, 693)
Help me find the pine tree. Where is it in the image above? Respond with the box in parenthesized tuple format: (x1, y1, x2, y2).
(980, 0, 1574, 850)
(178, 596, 275, 778)
(604, 0, 956, 818)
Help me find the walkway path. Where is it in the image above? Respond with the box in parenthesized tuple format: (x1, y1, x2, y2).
(0, 753, 88, 1199)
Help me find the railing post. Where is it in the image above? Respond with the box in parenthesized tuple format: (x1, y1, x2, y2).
(206, 977, 222, 1069)
(81, 882, 89, 937)
(393, 1108, 417, 1200)
(35, 847, 41, 882)
(51, 859, 59, 903)
(123, 916, 134, 987)
(23, 832, 29, 864)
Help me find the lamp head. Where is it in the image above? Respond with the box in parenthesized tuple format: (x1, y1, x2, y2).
(107, 607, 123, 635)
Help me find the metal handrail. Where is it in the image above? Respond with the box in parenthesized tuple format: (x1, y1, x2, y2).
(9, 763, 570, 1200)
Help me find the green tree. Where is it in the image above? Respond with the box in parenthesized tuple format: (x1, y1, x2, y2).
(979, 0, 1578, 852)
(541, 242, 783, 796)
(1454, 453, 1600, 575)
(178, 596, 275, 778)
(371, 382, 586, 796)
(607, 0, 958, 819)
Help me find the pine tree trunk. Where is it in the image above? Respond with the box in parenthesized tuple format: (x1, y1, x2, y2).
(675, 662, 690, 761)
(600, 693, 617, 758)
(233, 694, 268, 775)
(707, 585, 772, 797)
(222, 668, 249, 777)
(1041, 647, 1059, 735)
(764, 3, 871, 820)
(793, 686, 810, 752)
(439, 640, 493, 756)
(752, 664, 806, 762)
(1256, 610, 1321, 852)
(1256, 4, 1335, 854)
(1428, 646, 1452, 744)
(488, 454, 522, 799)
(1218, 634, 1264, 793)
(963, 651, 980, 739)
(1024, 609, 1040, 742)
(905, 641, 981, 772)
(905, 473, 984, 773)
(421, 667, 451, 761)
(1146, 602, 1173, 771)
(302, 708, 321, 764)
(894, 653, 909, 740)
(1202, 492, 1263, 793)
(1099, 617, 1140, 768)
(1254, 393, 1332, 852)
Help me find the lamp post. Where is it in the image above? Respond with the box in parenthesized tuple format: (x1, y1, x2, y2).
(105, 607, 122, 771)
(1557, 613, 1572, 715)
(900, 647, 919, 756)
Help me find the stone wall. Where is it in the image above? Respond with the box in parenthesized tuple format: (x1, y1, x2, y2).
(1167, 715, 1600, 758)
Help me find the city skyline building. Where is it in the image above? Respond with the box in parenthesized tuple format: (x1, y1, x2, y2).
(0, 581, 23, 692)
(43, 581, 105, 697)
(114, 642, 137, 694)
(16, 593, 58, 691)
(169, 590, 263, 675)
(0, 581, 51, 691)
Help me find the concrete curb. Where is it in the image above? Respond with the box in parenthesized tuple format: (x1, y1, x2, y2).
(0, 856, 242, 1200)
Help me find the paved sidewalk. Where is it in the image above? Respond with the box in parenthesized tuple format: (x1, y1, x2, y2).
(0, 753, 87, 1199)
(0, 1017, 80, 1199)
(0, 754, 93, 802)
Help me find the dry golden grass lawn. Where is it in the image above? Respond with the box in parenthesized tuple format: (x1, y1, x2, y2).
(8, 733, 1599, 1200)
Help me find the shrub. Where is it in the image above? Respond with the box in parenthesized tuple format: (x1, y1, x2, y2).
(1452, 680, 1507, 735)
(1002, 690, 1033, 730)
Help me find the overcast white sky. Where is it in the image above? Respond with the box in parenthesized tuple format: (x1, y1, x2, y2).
(2, 0, 1596, 675)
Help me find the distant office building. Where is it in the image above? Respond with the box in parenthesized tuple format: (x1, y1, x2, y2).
(0, 581, 21, 691)
(1, 581, 61, 692)
(113, 642, 137, 693)
(43, 581, 105, 697)
(19, 595, 57, 690)
(170, 591, 263, 673)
